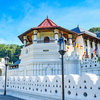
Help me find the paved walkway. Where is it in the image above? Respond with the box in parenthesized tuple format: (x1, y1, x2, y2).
(0, 95, 24, 100)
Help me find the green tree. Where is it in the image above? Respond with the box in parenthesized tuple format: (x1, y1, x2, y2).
(0, 44, 22, 63)
(89, 27, 100, 33)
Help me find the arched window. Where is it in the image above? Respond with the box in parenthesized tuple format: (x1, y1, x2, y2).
(44, 37, 50, 43)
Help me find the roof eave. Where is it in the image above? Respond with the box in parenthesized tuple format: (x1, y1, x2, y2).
(79, 33, 100, 40)
(18, 28, 33, 43)
(18, 26, 80, 43)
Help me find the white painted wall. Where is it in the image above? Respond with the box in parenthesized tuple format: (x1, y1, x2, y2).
(0, 74, 100, 100)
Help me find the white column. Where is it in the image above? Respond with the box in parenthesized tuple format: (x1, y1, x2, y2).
(87, 39, 91, 58)
(33, 30, 37, 43)
(97, 42, 100, 57)
(54, 29, 59, 42)
(92, 40, 96, 56)
(83, 39, 86, 51)
(68, 34, 72, 45)
(92, 40, 96, 50)
(23, 36, 27, 47)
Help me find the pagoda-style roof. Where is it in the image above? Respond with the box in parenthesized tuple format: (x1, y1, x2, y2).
(71, 26, 100, 40)
(96, 33, 100, 38)
(10, 59, 21, 67)
(18, 17, 79, 43)
(37, 17, 58, 28)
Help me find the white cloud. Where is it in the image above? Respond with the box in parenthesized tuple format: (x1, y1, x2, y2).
(0, 1, 100, 45)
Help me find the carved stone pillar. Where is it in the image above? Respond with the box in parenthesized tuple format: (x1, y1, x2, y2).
(23, 36, 27, 47)
(54, 29, 59, 42)
(68, 34, 72, 45)
(33, 30, 37, 43)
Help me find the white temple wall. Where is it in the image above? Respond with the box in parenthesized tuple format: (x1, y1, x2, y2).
(0, 74, 100, 100)
(7, 51, 80, 76)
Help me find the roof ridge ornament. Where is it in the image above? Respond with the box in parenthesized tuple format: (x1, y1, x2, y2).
(77, 24, 79, 27)
(47, 15, 48, 19)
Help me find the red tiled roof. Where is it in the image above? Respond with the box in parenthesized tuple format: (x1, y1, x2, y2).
(18, 17, 80, 43)
(37, 17, 58, 28)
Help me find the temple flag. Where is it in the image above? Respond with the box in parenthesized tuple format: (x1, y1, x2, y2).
(75, 42, 76, 46)
(80, 45, 83, 49)
(86, 48, 88, 53)
(95, 47, 97, 52)
(82, 51, 85, 57)
(66, 46, 69, 52)
(67, 46, 69, 49)
(85, 51, 86, 53)
(93, 48, 97, 55)
(75, 42, 83, 49)
(76, 43, 79, 48)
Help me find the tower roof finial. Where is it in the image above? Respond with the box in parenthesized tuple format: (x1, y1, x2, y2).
(47, 15, 48, 19)
(77, 24, 79, 27)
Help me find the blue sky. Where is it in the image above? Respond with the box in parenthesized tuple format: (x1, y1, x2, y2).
(0, 0, 100, 45)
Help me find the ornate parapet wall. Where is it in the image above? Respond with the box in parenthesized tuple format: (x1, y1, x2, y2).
(7, 51, 80, 76)
(0, 74, 100, 100)
(81, 57, 100, 75)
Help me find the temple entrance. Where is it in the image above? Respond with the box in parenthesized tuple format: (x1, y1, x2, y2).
(0, 69, 2, 76)
(44, 37, 50, 43)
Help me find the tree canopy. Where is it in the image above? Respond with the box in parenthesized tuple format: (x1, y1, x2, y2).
(89, 27, 100, 33)
(0, 44, 22, 63)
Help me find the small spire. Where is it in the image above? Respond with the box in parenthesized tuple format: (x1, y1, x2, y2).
(77, 24, 79, 27)
(47, 15, 48, 19)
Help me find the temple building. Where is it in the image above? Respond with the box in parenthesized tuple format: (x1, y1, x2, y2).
(72, 26, 100, 59)
(6, 17, 100, 76)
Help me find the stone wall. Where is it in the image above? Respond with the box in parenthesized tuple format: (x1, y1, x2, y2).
(81, 56, 100, 75)
(0, 74, 100, 100)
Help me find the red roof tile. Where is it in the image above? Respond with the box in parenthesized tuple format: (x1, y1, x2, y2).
(37, 17, 58, 28)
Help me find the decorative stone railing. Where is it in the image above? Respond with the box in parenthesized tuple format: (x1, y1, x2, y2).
(0, 74, 100, 100)
(81, 56, 100, 75)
